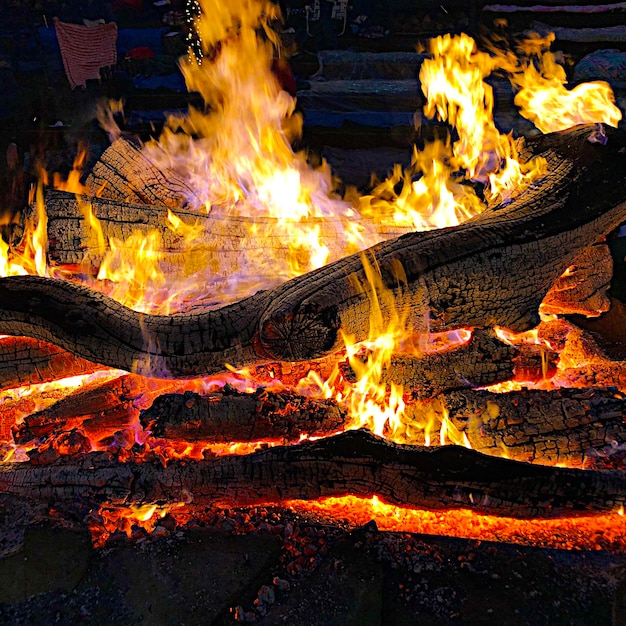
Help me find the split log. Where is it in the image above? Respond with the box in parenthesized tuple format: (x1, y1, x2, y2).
(40, 188, 405, 281)
(12, 374, 184, 445)
(348, 329, 520, 398)
(541, 242, 612, 317)
(0, 336, 103, 392)
(139, 386, 346, 443)
(84, 136, 194, 207)
(1, 430, 624, 518)
(0, 125, 625, 376)
(409, 387, 626, 465)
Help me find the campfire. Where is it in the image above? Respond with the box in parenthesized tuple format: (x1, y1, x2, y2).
(1, 0, 626, 562)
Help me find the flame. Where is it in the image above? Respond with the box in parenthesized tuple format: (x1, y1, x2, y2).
(299, 255, 473, 447)
(297, 253, 409, 440)
(0, 180, 48, 278)
(505, 33, 622, 134)
(89, 502, 185, 547)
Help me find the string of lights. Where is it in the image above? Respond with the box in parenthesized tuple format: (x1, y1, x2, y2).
(185, 0, 204, 63)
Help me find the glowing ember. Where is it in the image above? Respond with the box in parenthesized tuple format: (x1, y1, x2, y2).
(0, 0, 625, 551)
(288, 496, 626, 552)
(88, 502, 185, 548)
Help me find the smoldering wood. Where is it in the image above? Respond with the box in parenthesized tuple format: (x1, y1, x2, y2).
(139, 386, 347, 442)
(1, 430, 624, 518)
(9, 333, 552, 447)
(135, 385, 626, 464)
(538, 318, 626, 392)
(346, 329, 519, 399)
(12, 374, 180, 444)
(407, 387, 626, 465)
(541, 242, 613, 317)
(0, 125, 625, 376)
(0, 336, 103, 392)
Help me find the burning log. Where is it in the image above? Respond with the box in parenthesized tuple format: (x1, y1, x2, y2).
(412, 387, 626, 465)
(83, 136, 194, 207)
(0, 125, 625, 376)
(255, 126, 626, 361)
(135, 384, 626, 465)
(541, 242, 612, 317)
(0, 430, 624, 518)
(355, 329, 519, 398)
(0, 336, 102, 391)
(11, 374, 181, 444)
(139, 385, 346, 442)
(40, 189, 396, 278)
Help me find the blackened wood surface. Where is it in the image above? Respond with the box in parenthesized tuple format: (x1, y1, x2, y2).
(140, 386, 346, 442)
(411, 387, 626, 464)
(0, 126, 624, 375)
(0, 336, 102, 391)
(0, 430, 624, 518)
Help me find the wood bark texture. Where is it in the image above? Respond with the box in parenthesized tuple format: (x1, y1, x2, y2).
(1, 430, 624, 518)
(0, 336, 103, 392)
(84, 136, 194, 207)
(0, 125, 625, 376)
(11, 373, 180, 444)
(408, 387, 626, 465)
(139, 386, 347, 443)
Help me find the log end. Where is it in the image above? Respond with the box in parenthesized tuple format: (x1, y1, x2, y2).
(257, 301, 342, 361)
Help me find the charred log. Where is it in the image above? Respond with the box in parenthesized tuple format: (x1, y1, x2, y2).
(0, 336, 103, 391)
(409, 387, 626, 465)
(0, 126, 625, 375)
(12, 374, 182, 444)
(541, 242, 613, 317)
(139, 385, 346, 442)
(39, 189, 375, 279)
(346, 329, 519, 398)
(83, 136, 193, 207)
(0, 430, 624, 518)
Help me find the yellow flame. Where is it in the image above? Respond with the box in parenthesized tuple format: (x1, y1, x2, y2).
(507, 33, 622, 133)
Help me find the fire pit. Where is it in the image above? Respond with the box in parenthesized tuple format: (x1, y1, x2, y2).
(1, 0, 626, 621)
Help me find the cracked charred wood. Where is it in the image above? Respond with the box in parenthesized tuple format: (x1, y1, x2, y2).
(0, 336, 103, 392)
(408, 387, 626, 465)
(11, 374, 182, 445)
(0, 125, 625, 376)
(0, 430, 624, 518)
(0, 274, 272, 376)
(541, 242, 612, 317)
(39, 189, 382, 280)
(344, 329, 519, 399)
(139, 386, 347, 443)
(83, 136, 193, 207)
(537, 318, 626, 392)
